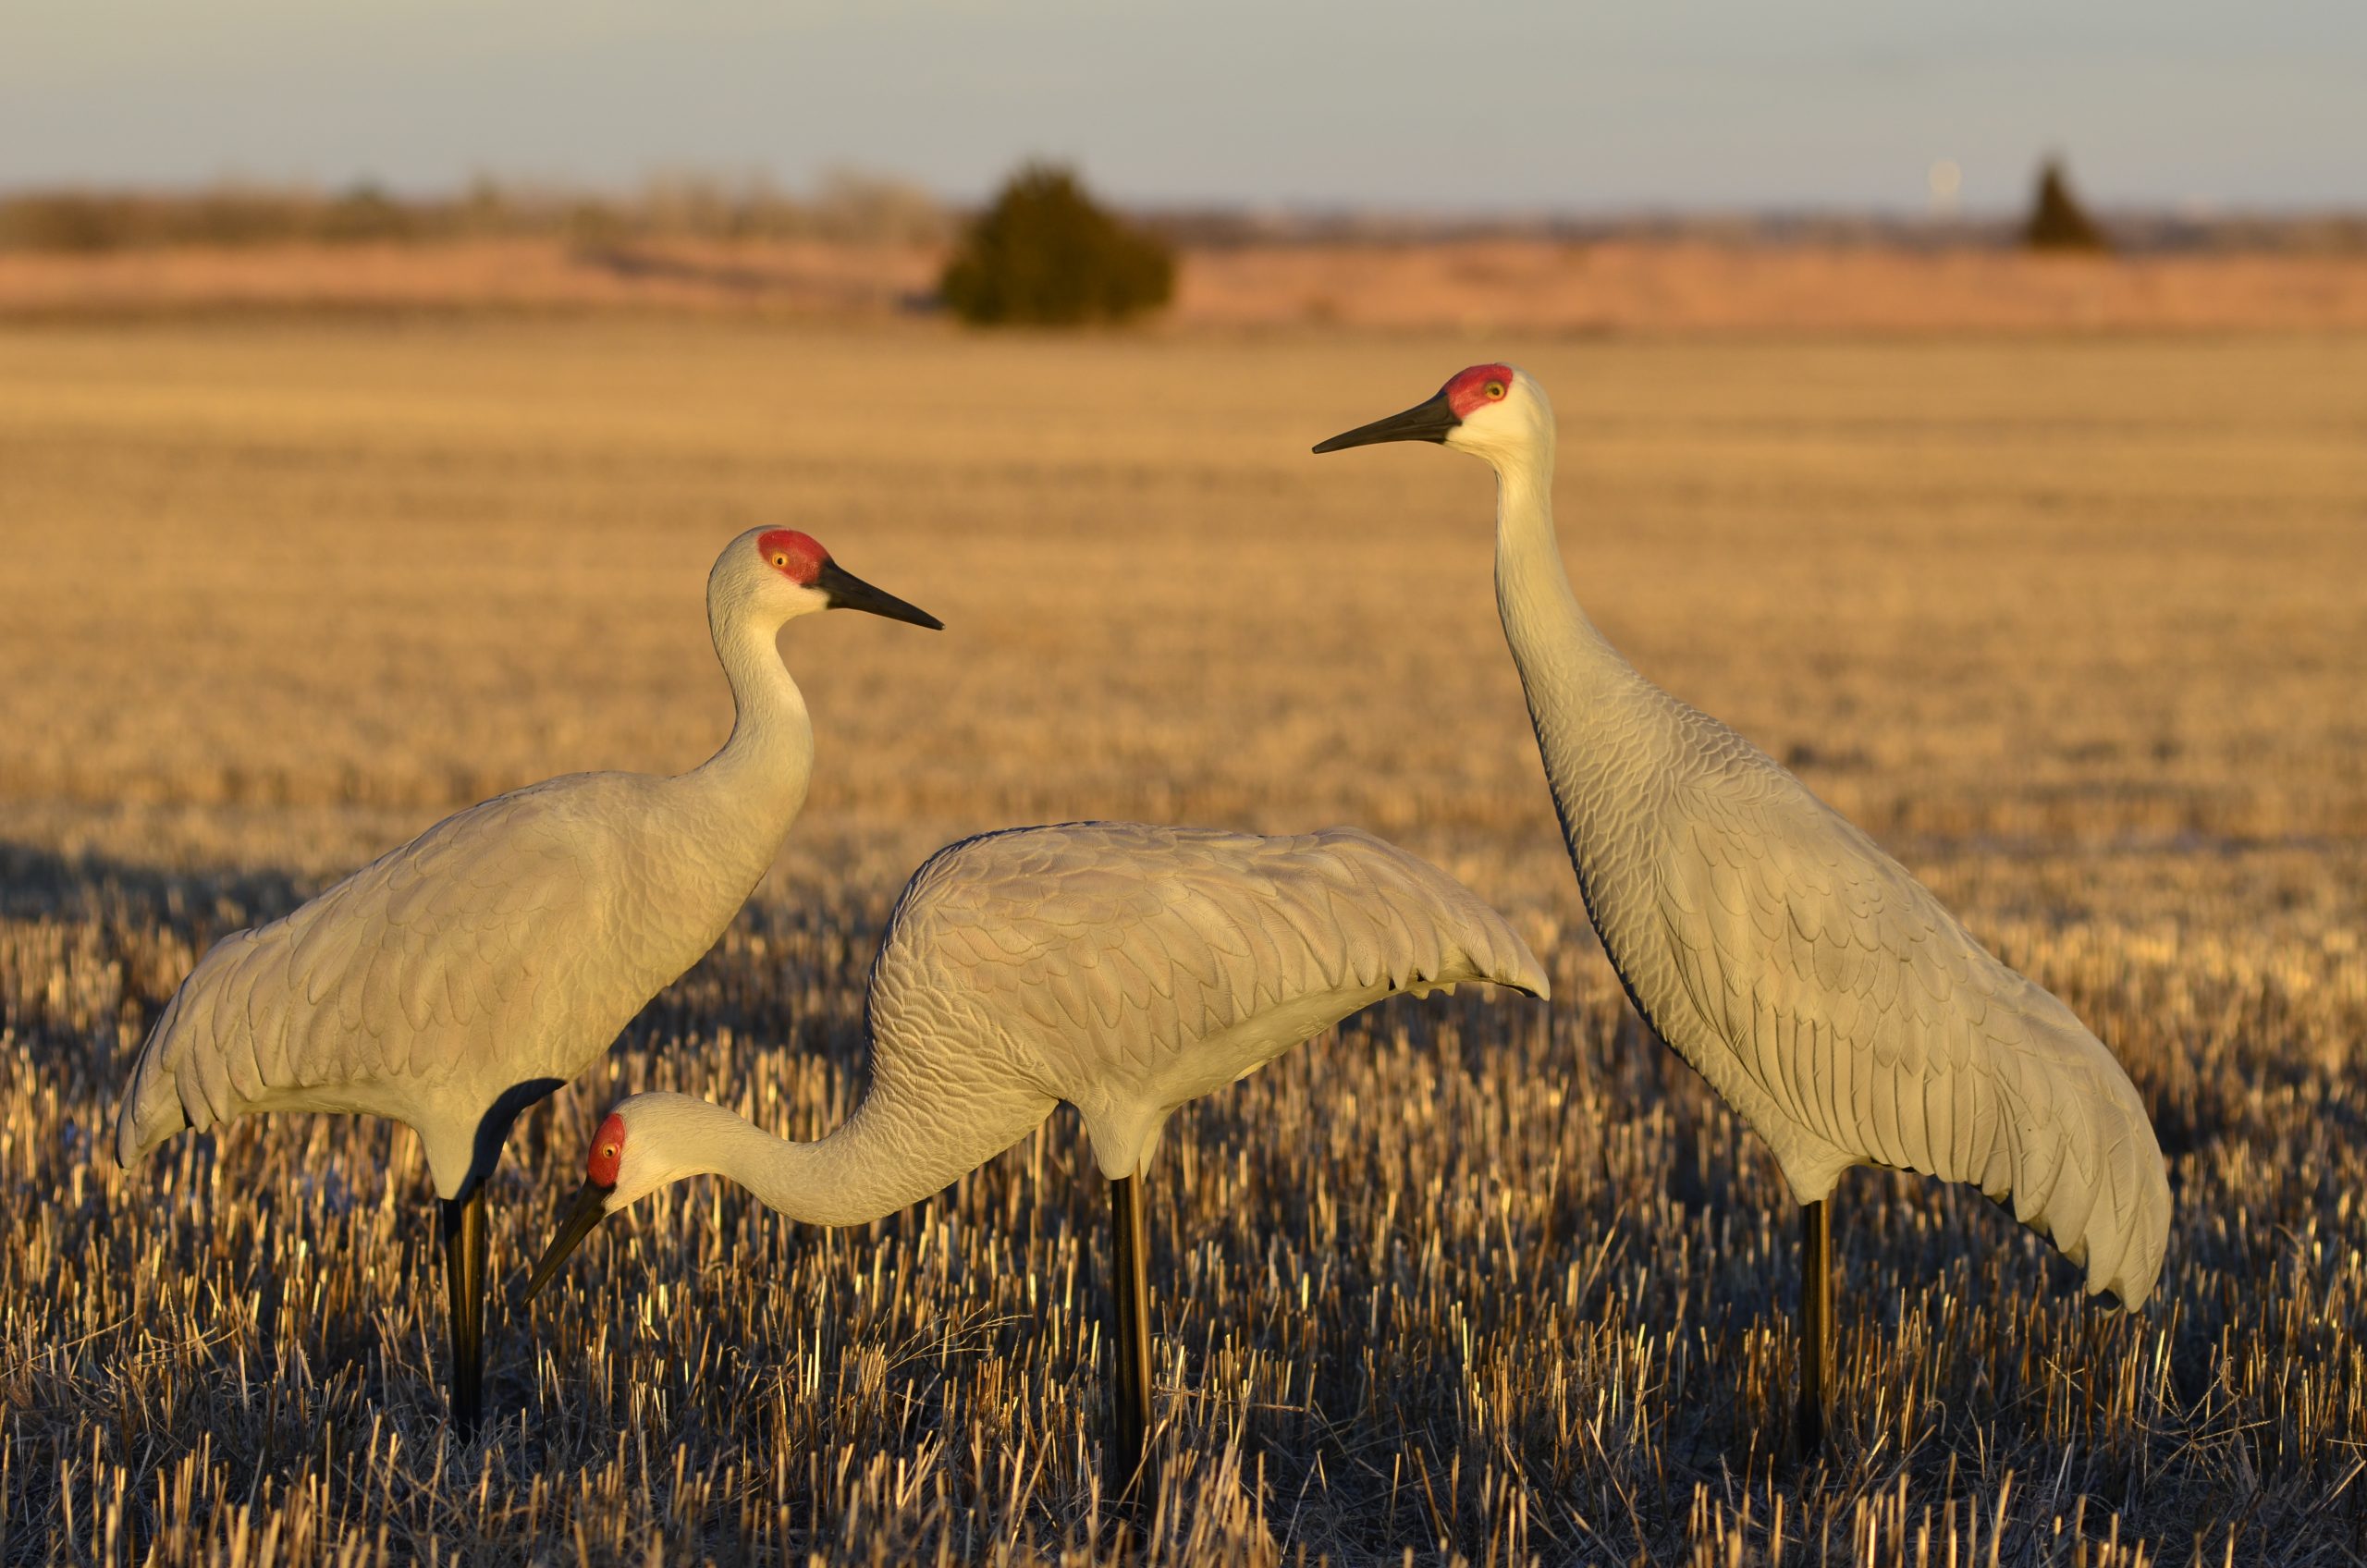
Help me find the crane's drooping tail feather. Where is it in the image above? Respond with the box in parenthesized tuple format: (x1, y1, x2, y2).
(1981, 987, 2172, 1307)
(115, 986, 195, 1169)
(113, 920, 306, 1170)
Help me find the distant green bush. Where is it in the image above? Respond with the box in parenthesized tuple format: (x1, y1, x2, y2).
(939, 165, 1173, 326)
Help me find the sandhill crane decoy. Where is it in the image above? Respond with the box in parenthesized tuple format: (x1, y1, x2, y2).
(524, 821, 1547, 1507)
(1315, 366, 2170, 1454)
(113, 526, 939, 1436)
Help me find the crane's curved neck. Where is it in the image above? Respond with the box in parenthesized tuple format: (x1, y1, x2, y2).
(1489, 435, 1659, 851)
(637, 1085, 1021, 1230)
(689, 594, 816, 836)
(1490, 439, 1630, 701)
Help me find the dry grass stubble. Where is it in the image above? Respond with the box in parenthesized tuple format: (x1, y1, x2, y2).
(1, 323, 2363, 1563)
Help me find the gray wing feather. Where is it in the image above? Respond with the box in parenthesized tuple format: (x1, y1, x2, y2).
(114, 785, 595, 1168)
(1604, 706, 2170, 1305)
(866, 822, 1548, 1107)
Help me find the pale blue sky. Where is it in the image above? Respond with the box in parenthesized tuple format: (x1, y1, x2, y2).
(6, 0, 2362, 211)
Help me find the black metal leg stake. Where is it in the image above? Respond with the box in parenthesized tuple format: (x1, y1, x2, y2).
(1108, 1170, 1154, 1515)
(1797, 1197, 1832, 1458)
(442, 1188, 488, 1439)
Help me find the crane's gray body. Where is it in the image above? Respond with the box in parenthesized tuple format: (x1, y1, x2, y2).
(596, 822, 1550, 1226)
(538, 821, 1548, 1492)
(1479, 379, 2170, 1305)
(113, 531, 822, 1201)
(114, 770, 787, 1198)
(869, 822, 1550, 1181)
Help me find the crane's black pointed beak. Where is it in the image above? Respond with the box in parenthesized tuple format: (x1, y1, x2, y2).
(816, 558, 943, 630)
(1312, 390, 1460, 453)
(525, 1181, 613, 1301)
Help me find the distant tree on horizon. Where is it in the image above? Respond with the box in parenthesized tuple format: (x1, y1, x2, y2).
(939, 164, 1174, 326)
(2024, 157, 2110, 252)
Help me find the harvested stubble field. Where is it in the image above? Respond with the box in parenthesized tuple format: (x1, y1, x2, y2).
(1, 320, 2363, 1567)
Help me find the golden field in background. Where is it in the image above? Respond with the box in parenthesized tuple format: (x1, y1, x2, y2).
(1, 321, 2363, 1564)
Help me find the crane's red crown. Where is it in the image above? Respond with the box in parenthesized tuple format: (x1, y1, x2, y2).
(757, 530, 828, 586)
(587, 1111, 627, 1188)
(1443, 364, 1515, 419)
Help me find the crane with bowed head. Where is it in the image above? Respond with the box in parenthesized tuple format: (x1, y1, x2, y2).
(526, 820, 1548, 1506)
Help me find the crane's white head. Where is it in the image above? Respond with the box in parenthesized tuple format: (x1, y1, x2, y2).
(711, 526, 942, 633)
(1311, 363, 1554, 472)
(523, 1097, 704, 1300)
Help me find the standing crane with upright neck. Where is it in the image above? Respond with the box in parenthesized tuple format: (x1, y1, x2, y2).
(1315, 365, 2170, 1452)
(113, 526, 940, 1435)
(524, 820, 1549, 1508)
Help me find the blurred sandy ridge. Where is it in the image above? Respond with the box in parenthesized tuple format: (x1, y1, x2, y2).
(7, 235, 2367, 329)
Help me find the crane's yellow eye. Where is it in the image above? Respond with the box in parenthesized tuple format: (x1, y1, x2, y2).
(600, 1144, 617, 1159)
(1485, 380, 1507, 398)
(770, 553, 790, 569)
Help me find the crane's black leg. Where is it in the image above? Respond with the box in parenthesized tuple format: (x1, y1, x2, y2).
(1796, 1197, 1832, 1458)
(441, 1189, 488, 1439)
(1107, 1169, 1155, 1516)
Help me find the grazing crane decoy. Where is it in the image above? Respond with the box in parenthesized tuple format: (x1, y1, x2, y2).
(113, 526, 938, 1436)
(1315, 365, 2170, 1453)
(525, 821, 1547, 1507)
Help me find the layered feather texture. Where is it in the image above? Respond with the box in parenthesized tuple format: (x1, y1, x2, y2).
(113, 532, 822, 1198)
(1492, 447, 2170, 1307)
(114, 772, 788, 1195)
(865, 823, 1549, 1178)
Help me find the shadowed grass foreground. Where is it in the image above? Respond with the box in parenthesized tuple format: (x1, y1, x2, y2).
(1, 323, 2364, 1564)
